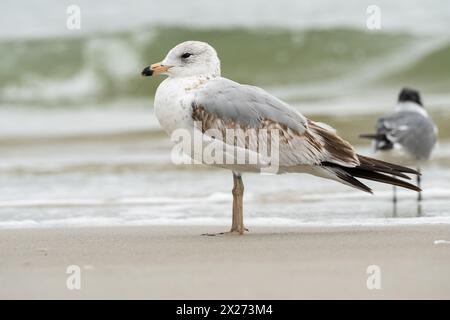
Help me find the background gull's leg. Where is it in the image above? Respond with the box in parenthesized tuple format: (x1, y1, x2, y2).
(393, 184, 397, 217)
(417, 167, 422, 216)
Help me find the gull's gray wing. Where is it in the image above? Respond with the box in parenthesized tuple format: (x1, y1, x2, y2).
(191, 77, 359, 167)
(376, 111, 437, 159)
(193, 77, 307, 132)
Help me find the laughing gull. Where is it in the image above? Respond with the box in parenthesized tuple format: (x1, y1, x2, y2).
(142, 41, 420, 235)
(360, 88, 438, 215)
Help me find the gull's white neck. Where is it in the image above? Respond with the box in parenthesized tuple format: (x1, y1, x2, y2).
(153, 75, 214, 136)
(394, 101, 428, 117)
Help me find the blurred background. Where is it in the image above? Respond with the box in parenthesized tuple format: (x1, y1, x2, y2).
(0, 0, 449, 228)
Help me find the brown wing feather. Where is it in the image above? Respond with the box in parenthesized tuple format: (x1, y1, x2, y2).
(307, 120, 359, 167)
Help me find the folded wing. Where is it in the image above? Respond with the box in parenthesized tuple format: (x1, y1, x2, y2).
(191, 77, 420, 192)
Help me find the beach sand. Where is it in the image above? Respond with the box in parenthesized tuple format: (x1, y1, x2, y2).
(0, 225, 449, 299)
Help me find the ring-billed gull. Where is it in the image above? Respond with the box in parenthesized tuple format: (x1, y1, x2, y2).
(360, 88, 437, 215)
(142, 41, 420, 235)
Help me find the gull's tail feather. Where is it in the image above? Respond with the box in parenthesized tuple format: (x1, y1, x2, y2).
(359, 133, 393, 151)
(359, 133, 383, 139)
(323, 155, 421, 193)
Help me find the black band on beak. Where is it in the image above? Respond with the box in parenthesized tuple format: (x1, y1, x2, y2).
(141, 66, 153, 77)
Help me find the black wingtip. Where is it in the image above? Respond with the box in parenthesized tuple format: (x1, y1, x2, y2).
(358, 155, 420, 176)
(323, 155, 422, 193)
(359, 133, 378, 139)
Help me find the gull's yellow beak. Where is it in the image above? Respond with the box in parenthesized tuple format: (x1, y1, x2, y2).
(141, 62, 172, 76)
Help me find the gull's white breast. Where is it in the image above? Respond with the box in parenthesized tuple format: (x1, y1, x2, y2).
(154, 77, 198, 135)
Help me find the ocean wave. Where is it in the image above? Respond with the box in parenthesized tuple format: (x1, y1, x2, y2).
(1, 27, 448, 106)
(376, 42, 450, 90)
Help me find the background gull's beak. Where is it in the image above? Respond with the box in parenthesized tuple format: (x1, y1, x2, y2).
(141, 62, 171, 76)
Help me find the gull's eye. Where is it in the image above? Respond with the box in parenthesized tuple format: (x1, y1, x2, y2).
(181, 52, 193, 59)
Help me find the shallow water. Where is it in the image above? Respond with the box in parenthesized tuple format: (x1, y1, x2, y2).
(0, 106, 449, 229)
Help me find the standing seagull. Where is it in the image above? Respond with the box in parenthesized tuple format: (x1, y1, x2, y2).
(142, 41, 420, 235)
(360, 88, 438, 215)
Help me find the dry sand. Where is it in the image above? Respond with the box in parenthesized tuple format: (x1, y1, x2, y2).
(0, 225, 449, 299)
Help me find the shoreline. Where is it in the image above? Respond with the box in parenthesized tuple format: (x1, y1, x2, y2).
(1, 215, 450, 230)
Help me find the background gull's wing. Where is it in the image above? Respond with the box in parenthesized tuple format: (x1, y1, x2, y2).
(374, 111, 438, 160)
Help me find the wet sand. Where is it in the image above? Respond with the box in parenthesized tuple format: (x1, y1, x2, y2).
(0, 225, 449, 299)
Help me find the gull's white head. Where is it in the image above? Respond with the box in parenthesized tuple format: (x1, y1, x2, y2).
(142, 41, 220, 78)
